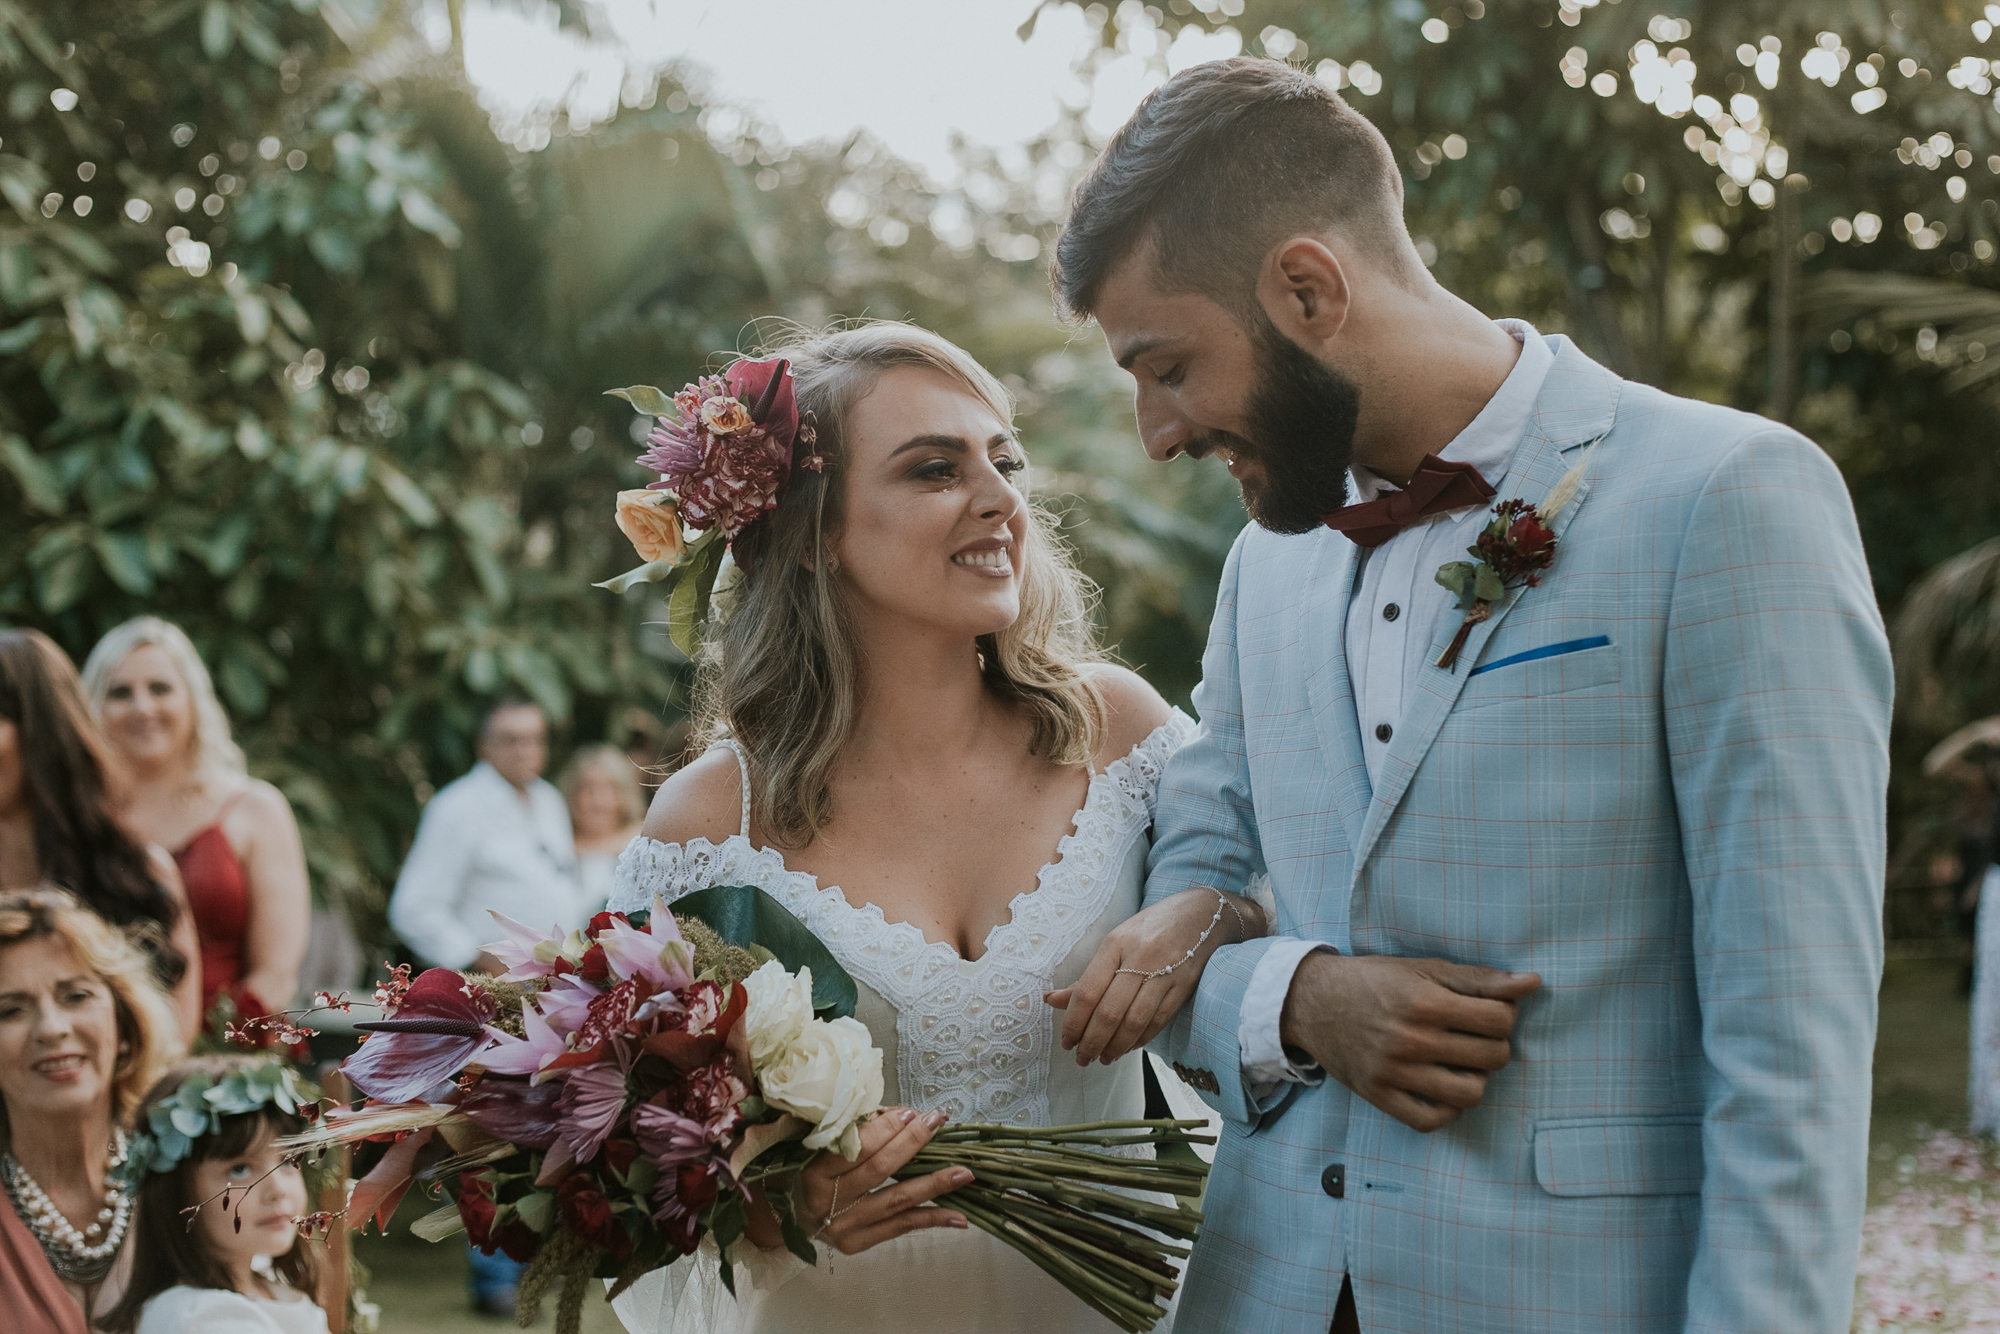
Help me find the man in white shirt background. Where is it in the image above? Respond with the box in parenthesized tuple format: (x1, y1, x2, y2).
(388, 697, 583, 976)
(386, 697, 581, 1314)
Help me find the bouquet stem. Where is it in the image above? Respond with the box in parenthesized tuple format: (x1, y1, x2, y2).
(887, 1118, 1213, 1334)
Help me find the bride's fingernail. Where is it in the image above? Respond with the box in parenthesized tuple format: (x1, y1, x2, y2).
(899, 1108, 917, 1125)
(924, 1111, 947, 1129)
(951, 1168, 973, 1185)
(950, 1216, 969, 1229)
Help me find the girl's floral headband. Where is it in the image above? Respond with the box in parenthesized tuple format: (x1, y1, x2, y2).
(126, 1061, 318, 1179)
(596, 357, 825, 655)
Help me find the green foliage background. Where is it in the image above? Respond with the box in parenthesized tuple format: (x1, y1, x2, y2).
(4, 0, 1999, 967)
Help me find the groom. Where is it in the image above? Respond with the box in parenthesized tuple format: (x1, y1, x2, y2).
(1056, 58, 1891, 1333)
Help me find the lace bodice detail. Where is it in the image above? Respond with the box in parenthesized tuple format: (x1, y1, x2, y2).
(611, 712, 1192, 1126)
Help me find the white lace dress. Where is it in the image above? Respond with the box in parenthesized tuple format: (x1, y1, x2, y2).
(604, 712, 1193, 1334)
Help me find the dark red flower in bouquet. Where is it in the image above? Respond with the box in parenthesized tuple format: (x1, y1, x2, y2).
(651, 1160, 724, 1256)
(548, 979, 642, 1071)
(639, 979, 746, 1074)
(457, 1175, 541, 1263)
(558, 1171, 634, 1261)
(345, 968, 498, 1103)
(603, 1135, 642, 1178)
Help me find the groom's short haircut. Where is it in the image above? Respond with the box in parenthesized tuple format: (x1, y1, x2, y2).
(1055, 57, 1416, 321)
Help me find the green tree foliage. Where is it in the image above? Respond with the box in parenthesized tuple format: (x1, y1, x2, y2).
(0, 0, 1239, 966)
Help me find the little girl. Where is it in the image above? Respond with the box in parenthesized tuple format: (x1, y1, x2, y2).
(100, 1056, 327, 1334)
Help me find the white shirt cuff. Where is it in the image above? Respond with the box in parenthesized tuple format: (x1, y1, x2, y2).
(1238, 937, 1332, 1102)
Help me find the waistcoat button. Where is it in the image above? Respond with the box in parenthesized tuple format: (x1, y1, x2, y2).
(1321, 1162, 1345, 1198)
(1374, 723, 1393, 743)
(1382, 602, 1400, 621)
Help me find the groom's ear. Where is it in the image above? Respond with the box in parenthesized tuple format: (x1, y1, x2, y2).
(1257, 237, 1352, 350)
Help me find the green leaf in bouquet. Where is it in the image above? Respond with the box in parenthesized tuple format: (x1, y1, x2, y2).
(1473, 563, 1507, 603)
(410, 1202, 468, 1242)
(670, 884, 858, 1019)
(515, 1188, 556, 1233)
(604, 385, 681, 419)
(771, 1185, 820, 1269)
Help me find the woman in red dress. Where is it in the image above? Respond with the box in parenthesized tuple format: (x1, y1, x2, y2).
(83, 620, 309, 1033)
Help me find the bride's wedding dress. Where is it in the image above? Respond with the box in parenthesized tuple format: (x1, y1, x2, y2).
(604, 712, 1193, 1334)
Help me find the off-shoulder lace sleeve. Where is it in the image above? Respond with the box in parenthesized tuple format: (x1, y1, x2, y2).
(607, 835, 799, 916)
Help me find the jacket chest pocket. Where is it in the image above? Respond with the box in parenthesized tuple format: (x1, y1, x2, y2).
(1533, 1116, 1702, 1197)
(1457, 637, 1620, 711)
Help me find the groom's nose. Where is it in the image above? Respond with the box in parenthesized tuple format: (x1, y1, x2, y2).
(1135, 390, 1191, 462)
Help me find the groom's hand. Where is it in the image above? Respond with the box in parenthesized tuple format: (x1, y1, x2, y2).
(1281, 954, 1540, 1133)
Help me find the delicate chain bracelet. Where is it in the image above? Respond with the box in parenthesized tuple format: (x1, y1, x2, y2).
(1115, 888, 1234, 981)
(817, 1175, 841, 1237)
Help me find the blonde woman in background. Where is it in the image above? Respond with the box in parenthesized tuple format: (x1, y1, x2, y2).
(559, 744, 647, 917)
(82, 620, 309, 1029)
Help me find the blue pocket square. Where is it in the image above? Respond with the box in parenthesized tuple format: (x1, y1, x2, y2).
(1469, 635, 1613, 678)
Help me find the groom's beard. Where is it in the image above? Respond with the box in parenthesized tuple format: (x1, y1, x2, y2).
(1199, 322, 1361, 535)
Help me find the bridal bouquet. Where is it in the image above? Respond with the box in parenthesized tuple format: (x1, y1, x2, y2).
(278, 888, 1210, 1334)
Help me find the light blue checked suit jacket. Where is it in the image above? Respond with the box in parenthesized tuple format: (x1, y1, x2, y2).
(1146, 338, 1891, 1334)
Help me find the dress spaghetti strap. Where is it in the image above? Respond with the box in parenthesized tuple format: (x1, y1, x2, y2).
(706, 739, 751, 840)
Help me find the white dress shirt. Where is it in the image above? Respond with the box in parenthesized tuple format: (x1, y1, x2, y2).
(1236, 321, 1556, 1100)
(387, 761, 582, 969)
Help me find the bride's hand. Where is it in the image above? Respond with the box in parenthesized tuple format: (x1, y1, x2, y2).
(790, 1107, 973, 1255)
(1046, 886, 1265, 1067)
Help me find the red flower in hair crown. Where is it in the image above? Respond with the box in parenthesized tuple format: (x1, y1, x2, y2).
(595, 358, 826, 655)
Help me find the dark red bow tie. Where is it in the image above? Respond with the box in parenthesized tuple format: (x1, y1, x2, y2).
(1320, 454, 1496, 548)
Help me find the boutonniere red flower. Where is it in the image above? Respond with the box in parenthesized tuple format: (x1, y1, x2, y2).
(1432, 446, 1596, 672)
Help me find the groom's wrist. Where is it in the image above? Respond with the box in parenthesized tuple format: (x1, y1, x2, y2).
(1277, 948, 1339, 1058)
(1240, 938, 1331, 1092)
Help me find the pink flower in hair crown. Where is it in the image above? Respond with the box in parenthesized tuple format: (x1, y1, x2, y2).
(634, 357, 819, 542)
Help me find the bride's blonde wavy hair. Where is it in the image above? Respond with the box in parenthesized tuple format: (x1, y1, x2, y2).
(695, 321, 1105, 848)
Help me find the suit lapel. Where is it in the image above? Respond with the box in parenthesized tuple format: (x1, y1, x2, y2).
(1348, 339, 1622, 873)
(1301, 531, 1373, 855)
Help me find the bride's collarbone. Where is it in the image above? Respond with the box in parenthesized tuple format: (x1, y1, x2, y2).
(790, 762, 1095, 960)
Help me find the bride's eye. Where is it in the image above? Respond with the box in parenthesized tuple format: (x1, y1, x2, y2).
(994, 456, 1026, 478)
(912, 459, 957, 482)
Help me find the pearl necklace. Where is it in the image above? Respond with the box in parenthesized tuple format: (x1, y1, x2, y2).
(1, 1131, 132, 1286)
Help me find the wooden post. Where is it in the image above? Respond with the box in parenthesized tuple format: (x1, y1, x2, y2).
(316, 1069, 352, 1333)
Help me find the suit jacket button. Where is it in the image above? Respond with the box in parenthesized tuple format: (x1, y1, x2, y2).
(1321, 1162, 1344, 1199)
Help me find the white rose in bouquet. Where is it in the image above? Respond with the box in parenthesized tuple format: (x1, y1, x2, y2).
(759, 1014, 885, 1158)
(741, 959, 814, 1072)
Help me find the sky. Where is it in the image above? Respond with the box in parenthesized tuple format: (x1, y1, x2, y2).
(456, 0, 1247, 182)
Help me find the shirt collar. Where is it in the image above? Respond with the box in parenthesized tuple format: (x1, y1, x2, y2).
(1346, 319, 1555, 506)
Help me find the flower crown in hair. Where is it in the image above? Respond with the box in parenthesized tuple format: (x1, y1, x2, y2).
(127, 1061, 318, 1179)
(596, 357, 825, 656)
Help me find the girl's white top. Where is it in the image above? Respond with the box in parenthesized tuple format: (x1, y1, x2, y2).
(135, 1284, 330, 1334)
(605, 713, 1194, 1334)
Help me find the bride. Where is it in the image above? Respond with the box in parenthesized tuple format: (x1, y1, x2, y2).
(605, 321, 1265, 1333)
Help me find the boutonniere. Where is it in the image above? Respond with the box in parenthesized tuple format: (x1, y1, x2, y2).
(1432, 446, 1596, 672)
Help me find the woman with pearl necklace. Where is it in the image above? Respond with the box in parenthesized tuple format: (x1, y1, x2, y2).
(0, 890, 182, 1331)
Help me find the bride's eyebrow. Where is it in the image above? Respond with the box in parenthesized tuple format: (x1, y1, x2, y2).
(887, 432, 1016, 459)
